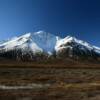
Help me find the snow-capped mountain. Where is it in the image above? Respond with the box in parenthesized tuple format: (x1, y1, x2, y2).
(0, 31, 59, 54)
(0, 33, 43, 53)
(55, 36, 100, 58)
(0, 31, 100, 61)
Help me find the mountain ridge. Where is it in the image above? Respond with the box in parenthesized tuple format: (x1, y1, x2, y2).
(0, 31, 100, 61)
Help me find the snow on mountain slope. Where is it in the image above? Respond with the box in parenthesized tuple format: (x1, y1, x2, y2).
(31, 31, 59, 53)
(55, 36, 100, 56)
(0, 33, 43, 53)
(93, 46, 100, 54)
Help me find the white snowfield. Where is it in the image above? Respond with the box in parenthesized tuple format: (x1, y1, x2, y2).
(0, 31, 100, 55)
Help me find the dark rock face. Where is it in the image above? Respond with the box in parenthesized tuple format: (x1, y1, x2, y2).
(0, 48, 48, 61)
(56, 41, 100, 60)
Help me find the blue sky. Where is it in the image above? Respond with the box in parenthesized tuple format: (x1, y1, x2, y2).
(0, 0, 100, 46)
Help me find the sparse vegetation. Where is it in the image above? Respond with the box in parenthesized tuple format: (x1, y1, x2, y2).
(0, 68, 99, 99)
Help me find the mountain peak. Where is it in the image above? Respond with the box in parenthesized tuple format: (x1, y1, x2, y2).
(21, 33, 31, 38)
(34, 31, 46, 35)
(0, 31, 100, 61)
(64, 35, 76, 42)
(33, 31, 56, 39)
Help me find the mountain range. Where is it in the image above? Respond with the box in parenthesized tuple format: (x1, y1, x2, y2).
(0, 31, 100, 61)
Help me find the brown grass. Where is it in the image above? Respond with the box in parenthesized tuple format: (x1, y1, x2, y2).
(0, 58, 100, 68)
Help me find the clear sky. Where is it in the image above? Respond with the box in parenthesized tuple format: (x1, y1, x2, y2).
(0, 0, 100, 46)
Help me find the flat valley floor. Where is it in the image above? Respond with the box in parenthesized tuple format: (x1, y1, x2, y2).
(0, 67, 100, 100)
